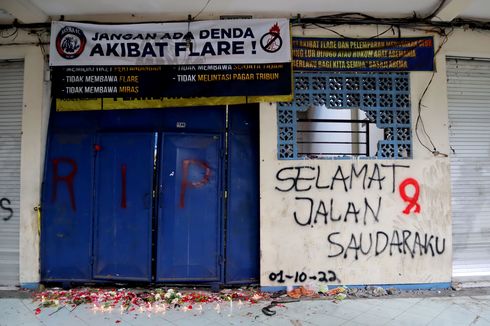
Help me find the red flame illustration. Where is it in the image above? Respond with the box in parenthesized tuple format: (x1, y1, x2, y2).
(269, 23, 281, 35)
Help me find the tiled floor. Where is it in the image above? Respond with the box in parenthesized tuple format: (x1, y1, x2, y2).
(2, 292, 490, 325)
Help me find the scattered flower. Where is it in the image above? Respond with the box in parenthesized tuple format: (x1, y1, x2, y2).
(32, 287, 270, 314)
(334, 293, 347, 301)
(326, 287, 347, 296)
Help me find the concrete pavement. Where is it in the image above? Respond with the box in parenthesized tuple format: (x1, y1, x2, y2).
(1, 288, 490, 325)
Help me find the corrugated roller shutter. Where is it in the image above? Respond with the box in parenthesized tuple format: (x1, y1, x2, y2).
(447, 58, 490, 281)
(0, 60, 23, 287)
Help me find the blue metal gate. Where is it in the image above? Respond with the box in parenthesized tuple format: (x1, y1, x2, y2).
(225, 107, 260, 283)
(41, 106, 259, 285)
(156, 133, 222, 282)
(41, 133, 94, 281)
(92, 133, 155, 281)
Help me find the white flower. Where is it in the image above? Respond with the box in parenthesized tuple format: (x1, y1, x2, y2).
(54, 299, 60, 305)
(164, 292, 171, 299)
(155, 293, 161, 300)
(167, 289, 174, 294)
(171, 298, 179, 304)
(176, 293, 182, 297)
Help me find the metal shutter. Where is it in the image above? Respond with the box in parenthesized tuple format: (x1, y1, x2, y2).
(447, 58, 490, 281)
(0, 60, 23, 287)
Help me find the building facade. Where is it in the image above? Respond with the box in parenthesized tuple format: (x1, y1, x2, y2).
(0, 9, 489, 289)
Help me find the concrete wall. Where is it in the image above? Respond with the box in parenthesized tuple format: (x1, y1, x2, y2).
(260, 25, 460, 287)
(0, 31, 49, 287)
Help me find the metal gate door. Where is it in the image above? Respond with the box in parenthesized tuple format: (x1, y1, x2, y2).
(41, 133, 94, 281)
(0, 60, 23, 286)
(156, 133, 222, 282)
(447, 58, 490, 281)
(93, 133, 155, 281)
(225, 106, 260, 283)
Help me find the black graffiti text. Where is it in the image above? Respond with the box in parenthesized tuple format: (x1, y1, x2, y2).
(327, 230, 446, 260)
(268, 270, 339, 284)
(275, 163, 410, 193)
(293, 196, 382, 227)
(0, 198, 14, 221)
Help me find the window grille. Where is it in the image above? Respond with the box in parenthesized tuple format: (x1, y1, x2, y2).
(277, 71, 411, 160)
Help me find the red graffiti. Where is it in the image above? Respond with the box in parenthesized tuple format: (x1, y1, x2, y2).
(399, 178, 421, 215)
(179, 159, 211, 208)
(121, 164, 127, 209)
(51, 157, 78, 211)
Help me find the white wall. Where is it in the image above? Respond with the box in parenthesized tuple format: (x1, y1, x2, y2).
(34, 0, 436, 22)
(0, 33, 49, 287)
(260, 25, 457, 286)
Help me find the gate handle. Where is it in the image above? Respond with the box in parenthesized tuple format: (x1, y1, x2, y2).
(34, 205, 41, 235)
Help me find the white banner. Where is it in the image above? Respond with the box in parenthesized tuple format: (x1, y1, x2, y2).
(49, 19, 291, 66)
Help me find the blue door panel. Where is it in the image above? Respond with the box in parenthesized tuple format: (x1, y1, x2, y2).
(41, 133, 94, 281)
(93, 133, 154, 281)
(42, 106, 259, 285)
(226, 132, 260, 283)
(157, 134, 221, 281)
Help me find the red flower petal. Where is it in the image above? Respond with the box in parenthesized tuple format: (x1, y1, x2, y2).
(35, 308, 41, 315)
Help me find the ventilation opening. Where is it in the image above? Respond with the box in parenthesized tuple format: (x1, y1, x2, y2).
(297, 106, 384, 159)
